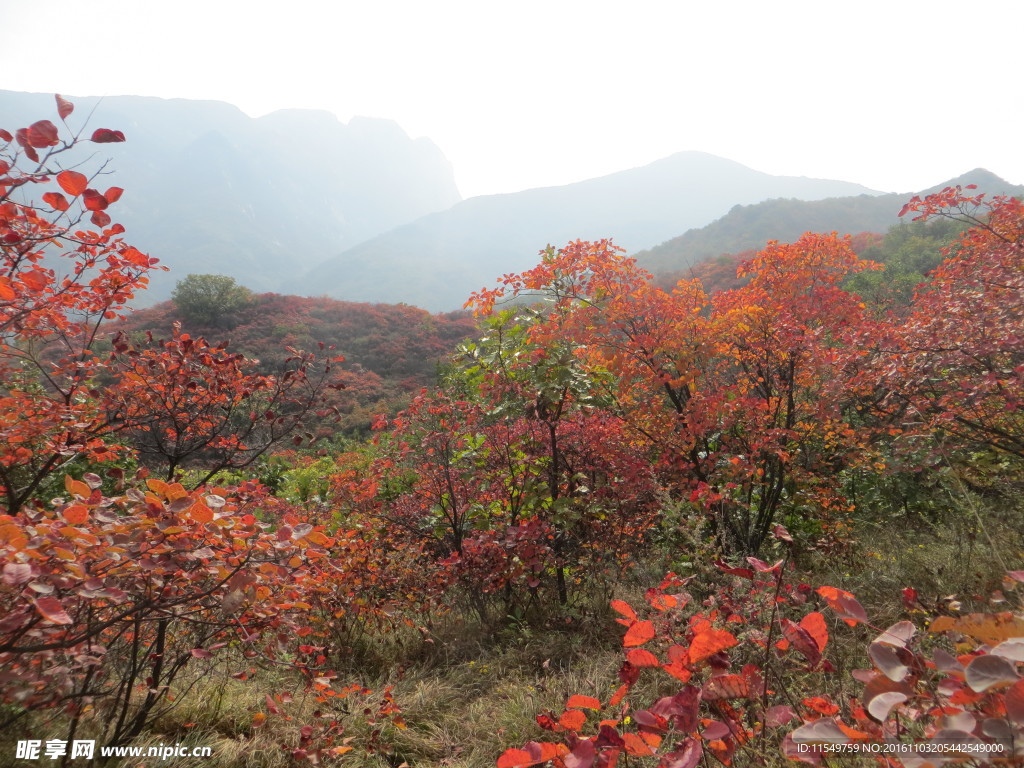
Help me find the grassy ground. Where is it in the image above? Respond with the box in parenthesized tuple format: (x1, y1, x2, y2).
(2, 479, 1021, 768)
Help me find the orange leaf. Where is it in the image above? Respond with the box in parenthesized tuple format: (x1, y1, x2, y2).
(64, 476, 90, 498)
(646, 591, 678, 611)
(626, 648, 661, 667)
(165, 482, 188, 501)
(121, 247, 150, 267)
(817, 586, 868, 626)
(800, 612, 829, 652)
(62, 504, 89, 525)
(623, 620, 656, 648)
(611, 599, 636, 621)
(622, 732, 655, 756)
(42, 191, 70, 211)
(189, 502, 213, 524)
(566, 694, 602, 710)
(497, 749, 534, 768)
(146, 478, 169, 497)
(497, 742, 562, 768)
(0, 520, 28, 550)
(930, 612, 1024, 644)
(57, 169, 88, 197)
(688, 628, 737, 664)
(559, 709, 586, 731)
(20, 270, 47, 292)
(609, 683, 630, 706)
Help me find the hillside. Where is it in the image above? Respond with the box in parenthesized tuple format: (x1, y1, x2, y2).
(0, 90, 461, 303)
(636, 168, 1024, 273)
(112, 293, 478, 434)
(293, 152, 881, 311)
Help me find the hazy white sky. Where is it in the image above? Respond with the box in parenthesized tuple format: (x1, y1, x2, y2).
(3, 0, 1021, 199)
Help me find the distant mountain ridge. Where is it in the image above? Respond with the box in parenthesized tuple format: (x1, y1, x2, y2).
(294, 152, 882, 310)
(635, 169, 1024, 274)
(0, 90, 461, 303)
(6, 91, 1017, 313)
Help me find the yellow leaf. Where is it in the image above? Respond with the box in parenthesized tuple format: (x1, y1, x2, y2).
(930, 613, 1024, 644)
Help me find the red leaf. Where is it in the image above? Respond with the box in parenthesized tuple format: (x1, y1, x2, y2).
(34, 596, 73, 625)
(660, 738, 702, 768)
(82, 189, 108, 211)
(746, 556, 783, 573)
(563, 740, 596, 768)
(800, 612, 829, 653)
(91, 128, 126, 143)
(57, 170, 88, 197)
(20, 270, 48, 292)
(55, 94, 74, 120)
(782, 619, 821, 666)
(42, 192, 70, 211)
(623, 620, 655, 647)
(816, 586, 868, 626)
(702, 674, 750, 700)
(104, 186, 124, 203)
(714, 559, 754, 579)
(790, 717, 849, 746)
(765, 705, 796, 727)
(772, 524, 793, 542)
(27, 120, 59, 148)
(868, 642, 909, 682)
(0, 129, 12, 143)
(803, 695, 840, 716)
(90, 210, 111, 228)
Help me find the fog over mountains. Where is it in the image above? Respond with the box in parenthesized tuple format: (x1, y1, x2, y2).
(0, 91, 461, 303)
(3, 91, 1018, 311)
(634, 168, 1024, 275)
(293, 152, 881, 310)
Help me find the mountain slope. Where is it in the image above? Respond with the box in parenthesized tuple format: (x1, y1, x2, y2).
(0, 90, 461, 303)
(294, 152, 881, 311)
(635, 169, 1024, 274)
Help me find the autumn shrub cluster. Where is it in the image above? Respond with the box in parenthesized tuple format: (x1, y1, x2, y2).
(499, 546, 1024, 768)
